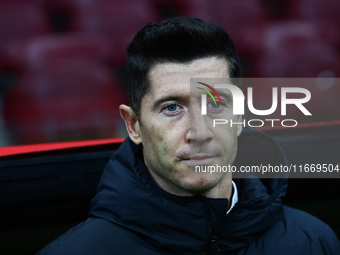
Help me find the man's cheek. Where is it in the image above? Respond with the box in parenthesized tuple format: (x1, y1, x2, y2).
(146, 124, 164, 140)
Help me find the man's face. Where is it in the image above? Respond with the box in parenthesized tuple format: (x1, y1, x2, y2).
(134, 57, 242, 196)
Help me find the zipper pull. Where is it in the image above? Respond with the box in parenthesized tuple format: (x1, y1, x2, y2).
(211, 236, 220, 252)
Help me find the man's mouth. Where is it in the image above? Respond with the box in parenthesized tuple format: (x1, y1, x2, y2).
(180, 155, 215, 165)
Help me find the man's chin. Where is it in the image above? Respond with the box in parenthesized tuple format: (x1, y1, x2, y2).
(179, 173, 223, 194)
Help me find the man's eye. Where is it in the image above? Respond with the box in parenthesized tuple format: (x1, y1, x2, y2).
(209, 101, 221, 109)
(166, 104, 178, 111)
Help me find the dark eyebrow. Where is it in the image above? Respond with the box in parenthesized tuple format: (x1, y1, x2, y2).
(152, 95, 187, 111)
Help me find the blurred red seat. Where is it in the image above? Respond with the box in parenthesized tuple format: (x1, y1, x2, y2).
(244, 20, 340, 77)
(0, 0, 45, 5)
(288, 0, 340, 32)
(254, 42, 340, 78)
(262, 21, 340, 52)
(0, 2, 49, 68)
(210, 0, 269, 57)
(252, 41, 340, 122)
(70, 0, 160, 66)
(5, 33, 114, 71)
(3, 60, 128, 144)
(242, 20, 340, 65)
(149, 0, 211, 21)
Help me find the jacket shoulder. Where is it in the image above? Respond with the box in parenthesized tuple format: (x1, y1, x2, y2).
(37, 218, 111, 255)
(284, 206, 337, 240)
(256, 205, 340, 255)
(36, 217, 161, 255)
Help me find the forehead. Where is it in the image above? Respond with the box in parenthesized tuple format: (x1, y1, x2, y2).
(147, 57, 229, 97)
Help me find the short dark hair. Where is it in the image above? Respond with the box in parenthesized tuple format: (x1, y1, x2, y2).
(126, 17, 242, 120)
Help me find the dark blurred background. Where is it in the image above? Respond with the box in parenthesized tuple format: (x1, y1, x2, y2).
(0, 0, 340, 254)
(0, 0, 340, 146)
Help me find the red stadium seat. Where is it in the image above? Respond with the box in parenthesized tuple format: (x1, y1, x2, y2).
(288, 0, 340, 32)
(254, 42, 340, 78)
(70, 0, 160, 66)
(5, 33, 114, 71)
(261, 0, 293, 19)
(0, 2, 49, 68)
(0, 0, 45, 5)
(243, 19, 340, 67)
(262, 21, 340, 52)
(243, 20, 340, 77)
(3, 60, 128, 144)
(252, 40, 340, 122)
(210, 0, 269, 57)
(149, 0, 211, 21)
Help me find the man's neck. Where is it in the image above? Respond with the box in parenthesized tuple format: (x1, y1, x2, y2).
(146, 165, 233, 204)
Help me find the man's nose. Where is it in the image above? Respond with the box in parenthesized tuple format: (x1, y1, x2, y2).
(186, 107, 213, 144)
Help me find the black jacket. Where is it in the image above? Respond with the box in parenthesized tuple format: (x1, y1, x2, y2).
(37, 127, 340, 255)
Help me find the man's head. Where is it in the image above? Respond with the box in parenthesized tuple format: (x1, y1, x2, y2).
(120, 17, 242, 198)
(126, 17, 242, 121)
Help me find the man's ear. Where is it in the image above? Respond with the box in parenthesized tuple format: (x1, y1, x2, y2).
(119, 104, 142, 145)
(237, 115, 243, 137)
